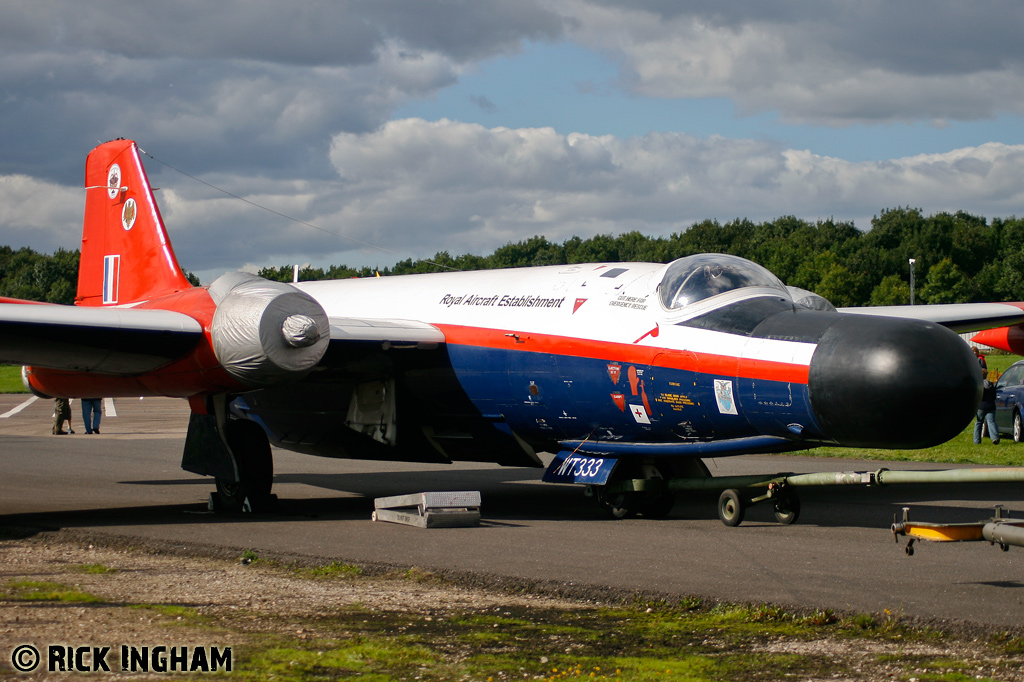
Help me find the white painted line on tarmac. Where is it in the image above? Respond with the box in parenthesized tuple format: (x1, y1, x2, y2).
(0, 396, 38, 419)
(103, 397, 117, 417)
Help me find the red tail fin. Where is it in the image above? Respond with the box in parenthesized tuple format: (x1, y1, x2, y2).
(76, 139, 192, 307)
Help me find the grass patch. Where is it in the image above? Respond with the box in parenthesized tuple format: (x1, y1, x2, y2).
(132, 603, 201, 618)
(2, 579, 102, 603)
(0, 364, 25, 393)
(241, 636, 440, 682)
(128, 602, 221, 629)
(298, 560, 364, 579)
(807, 420, 1024, 466)
(6, 550, 1022, 681)
(217, 599, 1021, 682)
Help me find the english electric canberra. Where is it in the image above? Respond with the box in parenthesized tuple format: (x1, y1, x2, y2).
(4, 140, 1023, 524)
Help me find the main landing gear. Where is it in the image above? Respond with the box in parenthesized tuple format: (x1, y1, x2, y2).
(213, 420, 275, 513)
(593, 459, 711, 521)
(594, 461, 675, 519)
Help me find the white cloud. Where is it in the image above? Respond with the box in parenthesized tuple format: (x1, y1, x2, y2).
(6, 122, 1024, 278)
(553, 0, 1024, 125)
(268, 121, 1024, 267)
(4, 2, 1024, 280)
(0, 1, 563, 183)
(0, 175, 83, 251)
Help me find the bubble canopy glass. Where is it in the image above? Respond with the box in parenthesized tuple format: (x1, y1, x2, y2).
(658, 253, 790, 310)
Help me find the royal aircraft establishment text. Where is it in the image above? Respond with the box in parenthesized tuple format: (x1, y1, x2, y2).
(439, 293, 566, 309)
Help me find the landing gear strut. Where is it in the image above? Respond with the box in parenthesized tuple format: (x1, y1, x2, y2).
(214, 419, 275, 512)
(595, 459, 708, 520)
(595, 462, 672, 519)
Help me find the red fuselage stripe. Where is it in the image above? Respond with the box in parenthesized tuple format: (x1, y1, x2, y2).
(433, 323, 811, 384)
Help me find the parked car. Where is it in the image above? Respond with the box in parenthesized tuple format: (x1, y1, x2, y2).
(994, 359, 1024, 442)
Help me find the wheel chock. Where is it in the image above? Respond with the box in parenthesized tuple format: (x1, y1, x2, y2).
(372, 491, 481, 528)
(207, 492, 278, 513)
(242, 493, 279, 513)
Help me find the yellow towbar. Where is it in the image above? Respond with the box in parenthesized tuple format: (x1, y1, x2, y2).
(891, 506, 1024, 556)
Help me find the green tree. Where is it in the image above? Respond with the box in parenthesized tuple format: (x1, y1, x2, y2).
(919, 258, 971, 304)
(814, 263, 862, 308)
(869, 275, 911, 306)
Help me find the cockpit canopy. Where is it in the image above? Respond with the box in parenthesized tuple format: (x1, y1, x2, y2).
(658, 253, 790, 311)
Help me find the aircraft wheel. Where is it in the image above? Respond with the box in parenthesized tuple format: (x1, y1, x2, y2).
(1014, 411, 1023, 443)
(216, 420, 273, 511)
(717, 489, 745, 527)
(595, 462, 677, 519)
(595, 486, 638, 519)
(636, 463, 675, 519)
(773, 493, 801, 525)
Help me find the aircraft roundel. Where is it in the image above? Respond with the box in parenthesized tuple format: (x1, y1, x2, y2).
(122, 198, 137, 231)
(107, 164, 121, 200)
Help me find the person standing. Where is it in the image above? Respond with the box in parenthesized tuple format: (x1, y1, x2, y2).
(974, 369, 999, 444)
(53, 397, 73, 435)
(81, 397, 102, 434)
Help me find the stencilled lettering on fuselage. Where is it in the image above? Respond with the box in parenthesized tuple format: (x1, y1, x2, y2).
(654, 392, 695, 412)
(608, 294, 649, 310)
(439, 292, 567, 310)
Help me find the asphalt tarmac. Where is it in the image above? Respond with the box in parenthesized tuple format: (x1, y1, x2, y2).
(2, 394, 1024, 629)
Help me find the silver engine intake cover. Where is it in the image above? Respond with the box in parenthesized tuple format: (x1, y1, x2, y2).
(209, 272, 329, 387)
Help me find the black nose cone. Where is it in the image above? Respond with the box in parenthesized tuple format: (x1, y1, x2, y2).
(808, 315, 981, 449)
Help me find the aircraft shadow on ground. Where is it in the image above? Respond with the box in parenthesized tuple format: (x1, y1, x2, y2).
(2, 469, 1022, 532)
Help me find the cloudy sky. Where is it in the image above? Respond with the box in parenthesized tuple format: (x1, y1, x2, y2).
(3, 1, 1024, 282)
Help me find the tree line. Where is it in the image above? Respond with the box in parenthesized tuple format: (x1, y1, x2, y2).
(0, 246, 198, 304)
(259, 208, 1024, 307)
(4, 207, 1024, 307)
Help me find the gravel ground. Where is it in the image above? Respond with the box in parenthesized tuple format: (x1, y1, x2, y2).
(2, 529, 1023, 681)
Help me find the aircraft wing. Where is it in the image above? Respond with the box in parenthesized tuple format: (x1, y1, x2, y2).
(838, 302, 1024, 334)
(328, 317, 445, 346)
(0, 302, 203, 374)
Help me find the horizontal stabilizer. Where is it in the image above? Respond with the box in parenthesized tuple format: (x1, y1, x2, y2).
(0, 302, 202, 374)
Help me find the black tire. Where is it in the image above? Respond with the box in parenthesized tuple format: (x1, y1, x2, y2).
(773, 493, 801, 525)
(216, 420, 273, 511)
(595, 486, 638, 519)
(595, 462, 677, 520)
(1014, 411, 1023, 443)
(595, 460, 640, 519)
(718, 489, 745, 527)
(636, 463, 675, 519)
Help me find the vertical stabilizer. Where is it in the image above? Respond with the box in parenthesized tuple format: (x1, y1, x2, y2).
(77, 139, 192, 306)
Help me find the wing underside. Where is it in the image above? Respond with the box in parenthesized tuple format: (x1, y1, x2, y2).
(0, 302, 203, 374)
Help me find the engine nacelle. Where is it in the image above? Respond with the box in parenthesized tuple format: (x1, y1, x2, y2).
(209, 272, 329, 388)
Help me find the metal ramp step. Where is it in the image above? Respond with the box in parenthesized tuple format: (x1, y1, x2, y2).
(371, 491, 481, 528)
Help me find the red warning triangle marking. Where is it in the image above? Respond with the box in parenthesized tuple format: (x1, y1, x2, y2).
(573, 298, 587, 313)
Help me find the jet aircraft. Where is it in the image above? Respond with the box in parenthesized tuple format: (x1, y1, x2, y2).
(2, 139, 1021, 523)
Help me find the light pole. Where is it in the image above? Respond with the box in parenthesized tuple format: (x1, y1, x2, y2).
(909, 258, 916, 305)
